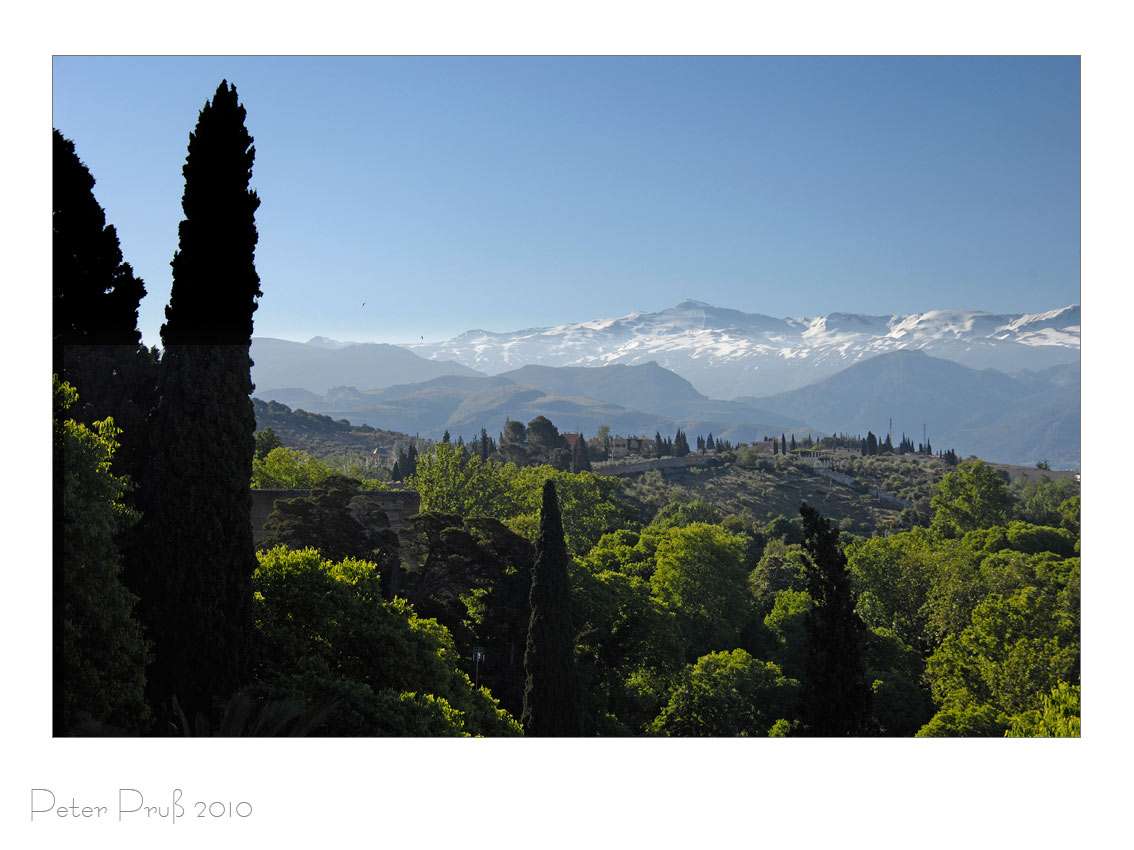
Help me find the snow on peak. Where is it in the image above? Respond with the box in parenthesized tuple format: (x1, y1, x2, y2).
(402, 301, 1080, 398)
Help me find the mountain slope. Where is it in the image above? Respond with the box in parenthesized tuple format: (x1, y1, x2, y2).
(740, 350, 1079, 468)
(405, 300, 1080, 398)
(250, 337, 482, 396)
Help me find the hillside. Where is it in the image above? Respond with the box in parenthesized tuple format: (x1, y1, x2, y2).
(615, 449, 951, 536)
(738, 350, 1081, 468)
(252, 397, 423, 460)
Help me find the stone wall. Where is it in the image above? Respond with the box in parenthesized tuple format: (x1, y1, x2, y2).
(250, 488, 421, 544)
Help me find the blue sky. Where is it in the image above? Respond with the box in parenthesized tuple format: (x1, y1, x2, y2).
(52, 56, 1080, 347)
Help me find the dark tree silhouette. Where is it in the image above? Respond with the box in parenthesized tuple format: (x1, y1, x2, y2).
(53, 129, 146, 356)
(53, 129, 159, 476)
(54, 129, 159, 733)
(522, 481, 583, 736)
(136, 81, 262, 724)
(571, 434, 592, 473)
(797, 503, 874, 736)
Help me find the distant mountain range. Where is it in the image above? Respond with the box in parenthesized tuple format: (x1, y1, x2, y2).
(250, 337, 480, 397)
(249, 299, 1081, 468)
(405, 300, 1080, 399)
(739, 350, 1080, 469)
(253, 362, 811, 445)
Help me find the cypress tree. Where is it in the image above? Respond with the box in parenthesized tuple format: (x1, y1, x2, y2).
(521, 481, 583, 736)
(571, 434, 592, 473)
(706, 432, 715, 450)
(136, 81, 261, 724)
(797, 503, 873, 736)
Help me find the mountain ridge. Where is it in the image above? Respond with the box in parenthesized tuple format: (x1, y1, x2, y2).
(400, 300, 1079, 398)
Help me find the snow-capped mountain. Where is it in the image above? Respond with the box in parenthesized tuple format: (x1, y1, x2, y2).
(405, 300, 1080, 399)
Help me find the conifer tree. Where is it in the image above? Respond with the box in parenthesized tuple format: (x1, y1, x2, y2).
(797, 503, 873, 736)
(522, 481, 583, 736)
(53, 129, 146, 357)
(655, 431, 664, 459)
(571, 434, 592, 473)
(53, 129, 158, 480)
(136, 81, 261, 723)
(674, 430, 690, 457)
(706, 432, 715, 450)
(790, 434, 797, 451)
(480, 428, 491, 461)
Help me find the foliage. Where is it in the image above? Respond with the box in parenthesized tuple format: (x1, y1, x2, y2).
(797, 504, 874, 736)
(253, 426, 282, 459)
(915, 702, 1009, 737)
(749, 539, 809, 611)
(649, 650, 799, 737)
(502, 465, 636, 557)
(258, 474, 399, 578)
(923, 584, 1079, 724)
(1004, 681, 1080, 737)
(408, 443, 634, 557)
(251, 546, 520, 736)
(847, 529, 937, 653)
(54, 130, 159, 495)
(763, 589, 813, 680)
(930, 460, 1015, 537)
(522, 481, 584, 735)
(408, 442, 515, 517)
(56, 377, 152, 735)
(649, 523, 752, 660)
(252, 445, 337, 489)
(649, 498, 723, 529)
(571, 567, 684, 734)
(865, 628, 935, 736)
(53, 129, 146, 352)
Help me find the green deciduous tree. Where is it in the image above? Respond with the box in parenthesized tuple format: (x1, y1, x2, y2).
(408, 442, 514, 517)
(847, 529, 937, 654)
(930, 460, 1015, 537)
(922, 584, 1079, 732)
(251, 445, 337, 489)
(251, 546, 520, 736)
(522, 481, 584, 736)
(56, 378, 151, 735)
(649, 523, 752, 660)
(1004, 681, 1080, 737)
(648, 649, 799, 737)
